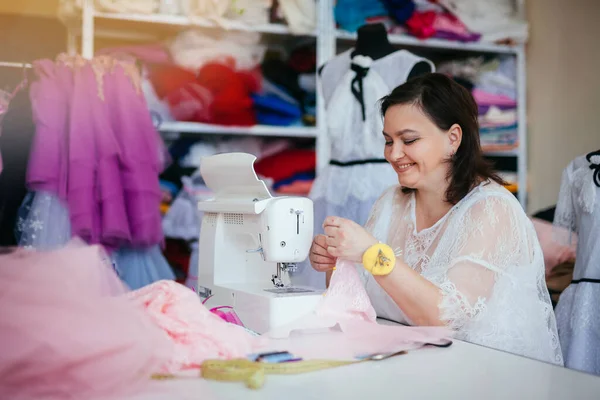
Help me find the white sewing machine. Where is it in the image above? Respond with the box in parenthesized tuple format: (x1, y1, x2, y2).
(197, 152, 323, 334)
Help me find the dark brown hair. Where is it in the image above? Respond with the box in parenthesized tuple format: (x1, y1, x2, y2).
(379, 73, 505, 204)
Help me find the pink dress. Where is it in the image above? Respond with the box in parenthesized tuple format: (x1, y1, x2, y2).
(27, 55, 167, 249)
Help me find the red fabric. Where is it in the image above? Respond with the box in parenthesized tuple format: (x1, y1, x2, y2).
(254, 149, 316, 181)
(405, 11, 437, 40)
(196, 61, 261, 126)
(147, 64, 196, 99)
(164, 82, 213, 122)
(149, 60, 263, 126)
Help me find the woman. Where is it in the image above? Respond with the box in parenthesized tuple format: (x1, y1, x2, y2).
(309, 73, 563, 366)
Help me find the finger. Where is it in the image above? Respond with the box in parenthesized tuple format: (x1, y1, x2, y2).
(323, 216, 341, 228)
(314, 234, 329, 249)
(312, 244, 332, 258)
(325, 235, 338, 248)
(323, 226, 340, 238)
(313, 262, 336, 272)
(311, 253, 336, 264)
(327, 246, 340, 258)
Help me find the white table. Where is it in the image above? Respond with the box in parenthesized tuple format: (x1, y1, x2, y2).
(138, 340, 600, 400)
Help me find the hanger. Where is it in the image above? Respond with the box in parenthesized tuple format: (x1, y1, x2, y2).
(586, 149, 600, 188)
(0, 61, 32, 99)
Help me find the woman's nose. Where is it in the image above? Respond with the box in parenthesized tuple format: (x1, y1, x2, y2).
(391, 142, 405, 159)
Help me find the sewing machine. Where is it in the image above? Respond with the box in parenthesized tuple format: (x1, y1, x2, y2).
(197, 152, 324, 334)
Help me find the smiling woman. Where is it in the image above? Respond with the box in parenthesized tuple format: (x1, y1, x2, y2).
(309, 73, 564, 366)
(380, 73, 505, 205)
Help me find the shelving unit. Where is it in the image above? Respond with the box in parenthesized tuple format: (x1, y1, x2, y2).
(62, 0, 528, 208)
(159, 122, 318, 139)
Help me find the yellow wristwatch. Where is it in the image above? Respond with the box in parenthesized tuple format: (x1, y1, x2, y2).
(362, 242, 396, 276)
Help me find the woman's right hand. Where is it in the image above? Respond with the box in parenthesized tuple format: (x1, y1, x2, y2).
(309, 234, 337, 272)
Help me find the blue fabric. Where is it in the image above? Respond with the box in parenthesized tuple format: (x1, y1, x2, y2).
(272, 171, 316, 190)
(335, 0, 388, 32)
(381, 0, 415, 24)
(256, 112, 300, 126)
(252, 94, 302, 117)
(160, 180, 179, 197)
(253, 93, 303, 126)
(111, 245, 176, 290)
(480, 123, 518, 134)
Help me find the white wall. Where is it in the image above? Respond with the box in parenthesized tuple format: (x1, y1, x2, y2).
(526, 0, 600, 213)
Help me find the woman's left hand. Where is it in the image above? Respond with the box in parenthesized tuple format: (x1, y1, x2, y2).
(323, 216, 378, 263)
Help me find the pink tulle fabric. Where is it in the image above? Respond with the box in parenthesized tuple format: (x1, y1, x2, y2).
(127, 280, 265, 373)
(0, 241, 172, 400)
(530, 217, 578, 275)
(264, 261, 452, 360)
(0, 244, 452, 398)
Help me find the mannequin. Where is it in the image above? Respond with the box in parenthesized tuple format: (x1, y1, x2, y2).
(554, 149, 600, 374)
(293, 24, 435, 289)
(319, 23, 432, 81)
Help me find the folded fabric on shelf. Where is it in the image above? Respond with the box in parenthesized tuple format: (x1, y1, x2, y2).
(335, 0, 389, 32)
(169, 29, 266, 72)
(254, 149, 316, 182)
(438, 0, 528, 43)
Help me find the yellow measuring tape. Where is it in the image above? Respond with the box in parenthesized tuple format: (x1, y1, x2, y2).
(152, 358, 364, 389)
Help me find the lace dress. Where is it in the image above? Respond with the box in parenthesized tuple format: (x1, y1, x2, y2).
(360, 181, 563, 365)
(292, 49, 434, 289)
(553, 153, 600, 375)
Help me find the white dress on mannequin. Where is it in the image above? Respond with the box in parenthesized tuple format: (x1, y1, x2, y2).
(554, 153, 600, 375)
(362, 181, 563, 365)
(292, 49, 434, 289)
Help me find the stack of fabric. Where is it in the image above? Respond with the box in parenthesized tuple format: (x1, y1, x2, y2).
(335, 0, 527, 44)
(254, 149, 316, 195)
(438, 55, 518, 152)
(474, 56, 518, 151)
(256, 44, 318, 127)
(136, 29, 317, 128)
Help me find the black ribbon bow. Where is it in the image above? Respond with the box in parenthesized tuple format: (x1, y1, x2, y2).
(586, 150, 600, 188)
(350, 62, 370, 121)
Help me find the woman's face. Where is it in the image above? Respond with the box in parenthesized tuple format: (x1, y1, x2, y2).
(383, 103, 460, 191)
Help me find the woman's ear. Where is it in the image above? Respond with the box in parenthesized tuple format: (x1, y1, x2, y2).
(448, 123, 462, 153)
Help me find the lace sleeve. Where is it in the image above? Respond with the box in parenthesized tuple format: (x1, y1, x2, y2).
(364, 185, 398, 241)
(553, 162, 577, 244)
(437, 194, 535, 330)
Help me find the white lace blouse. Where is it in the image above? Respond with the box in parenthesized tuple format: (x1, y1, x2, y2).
(359, 180, 563, 366)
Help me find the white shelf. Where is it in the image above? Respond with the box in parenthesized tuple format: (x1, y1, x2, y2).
(159, 121, 318, 138)
(336, 30, 519, 54)
(93, 12, 315, 36)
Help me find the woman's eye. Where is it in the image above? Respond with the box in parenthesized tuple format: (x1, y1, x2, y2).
(385, 141, 393, 146)
(404, 139, 418, 145)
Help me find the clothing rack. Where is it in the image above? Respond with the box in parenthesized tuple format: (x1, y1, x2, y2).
(0, 62, 33, 69)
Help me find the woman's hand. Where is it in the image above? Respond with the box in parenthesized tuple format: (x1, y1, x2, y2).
(323, 216, 378, 263)
(309, 234, 337, 272)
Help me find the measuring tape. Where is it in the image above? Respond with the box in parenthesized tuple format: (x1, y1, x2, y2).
(152, 358, 363, 389)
